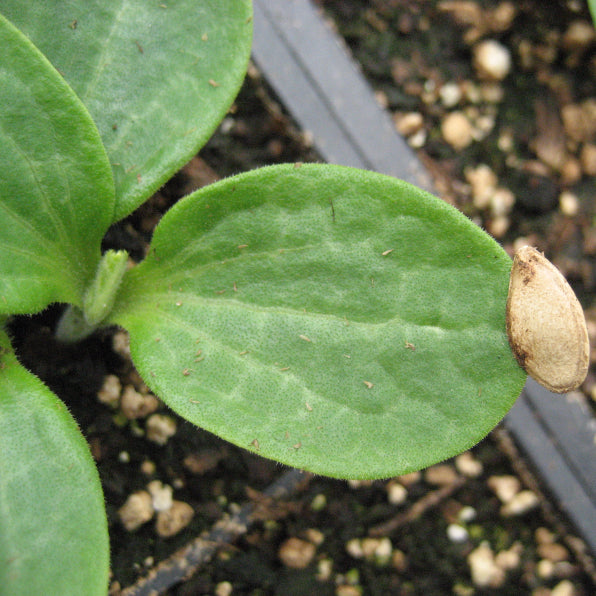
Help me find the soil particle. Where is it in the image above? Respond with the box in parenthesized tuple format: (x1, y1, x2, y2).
(501, 489, 540, 516)
(120, 385, 159, 420)
(278, 537, 316, 569)
(97, 373, 122, 408)
(118, 491, 154, 532)
(441, 111, 474, 150)
(539, 542, 572, 564)
(147, 480, 174, 512)
(386, 480, 408, 505)
(425, 463, 459, 486)
(467, 541, 506, 588)
(155, 501, 194, 538)
(145, 413, 177, 445)
(473, 39, 512, 80)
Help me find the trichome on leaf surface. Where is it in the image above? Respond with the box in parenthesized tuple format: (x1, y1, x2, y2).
(0, 2, 588, 595)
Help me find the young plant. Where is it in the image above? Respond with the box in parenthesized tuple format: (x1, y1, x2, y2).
(0, 3, 588, 595)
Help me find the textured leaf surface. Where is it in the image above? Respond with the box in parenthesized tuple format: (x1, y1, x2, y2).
(0, 1, 253, 221)
(0, 331, 109, 595)
(110, 164, 526, 478)
(0, 14, 114, 314)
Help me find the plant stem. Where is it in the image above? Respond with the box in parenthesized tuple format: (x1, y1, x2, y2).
(55, 304, 99, 342)
(55, 249, 129, 342)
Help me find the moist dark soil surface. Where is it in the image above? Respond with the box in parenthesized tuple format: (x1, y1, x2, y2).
(8, 1, 596, 595)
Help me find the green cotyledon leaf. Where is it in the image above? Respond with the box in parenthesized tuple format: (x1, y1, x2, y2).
(0, 13, 114, 315)
(0, 1, 253, 222)
(589, 0, 596, 26)
(109, 164, 526, 479)
(0, 330, 109, 595)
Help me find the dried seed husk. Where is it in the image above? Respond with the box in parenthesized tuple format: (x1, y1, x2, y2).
(506, 246, 589, 393)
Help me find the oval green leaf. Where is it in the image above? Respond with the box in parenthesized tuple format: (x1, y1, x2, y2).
(0, 14, 114, 314)
(0, 331, 109, 595)
(110, 164, 526, 479)
(0, 1, 253, 221)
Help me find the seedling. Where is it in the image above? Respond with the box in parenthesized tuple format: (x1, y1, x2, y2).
(0, 3, 588, 595)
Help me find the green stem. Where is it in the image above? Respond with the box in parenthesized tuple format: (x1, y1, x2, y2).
(55, 304, 98, 342)
(56, 249, 129, 342)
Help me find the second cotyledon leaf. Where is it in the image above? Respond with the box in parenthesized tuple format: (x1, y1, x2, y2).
(108, 163, 526, 479)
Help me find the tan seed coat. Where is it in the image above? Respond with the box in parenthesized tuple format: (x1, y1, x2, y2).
(506, 246, 589, 393)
